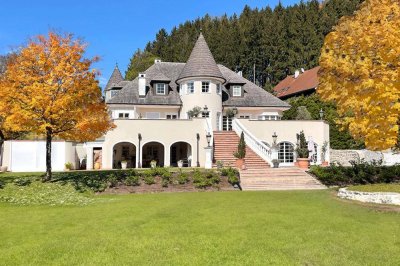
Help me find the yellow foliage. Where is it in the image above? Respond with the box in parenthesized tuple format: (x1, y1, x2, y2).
(318, 0, 400, 150)
(0, 32, 115, 142)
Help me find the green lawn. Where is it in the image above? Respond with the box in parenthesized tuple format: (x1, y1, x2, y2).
(349, 183, 400, 193)
(0, 190, 399, 265)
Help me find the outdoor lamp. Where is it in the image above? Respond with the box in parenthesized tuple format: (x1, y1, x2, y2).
(203, 105, 209, 116)
(206, 132, 212, 147)
(319, 109, 324, 120)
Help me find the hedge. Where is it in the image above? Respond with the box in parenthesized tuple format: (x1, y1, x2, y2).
(309, 160, 400, 187)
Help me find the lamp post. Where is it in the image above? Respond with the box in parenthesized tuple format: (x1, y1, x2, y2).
(206, 132, 212, 147)
(319, 109, 324, 120)
(138, 133, 142, 168)
(196, 133, 200, 167)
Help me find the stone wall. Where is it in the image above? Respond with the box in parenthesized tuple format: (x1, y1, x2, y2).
(330, 149, 400, 166)
(338, 188, 400, 205)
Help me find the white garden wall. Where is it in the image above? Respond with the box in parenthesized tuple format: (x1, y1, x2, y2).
(3, 141, 76, 172)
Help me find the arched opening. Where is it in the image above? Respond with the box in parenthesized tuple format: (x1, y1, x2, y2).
(278, 142, 294, 164)
(170, 142, 192, 167)
(142, 142, 165, 168)
(113, 142, 136, 169)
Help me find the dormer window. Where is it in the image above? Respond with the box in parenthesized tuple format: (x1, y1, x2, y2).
(111, 90, 119, 98)
(232, 85, 242, 97)
(202, 81, 210, 93)
(156, 83, 166, 95)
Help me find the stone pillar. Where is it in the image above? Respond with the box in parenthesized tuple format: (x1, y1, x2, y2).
(204, 147, 213, 169)
(164, 144, 170, 167)
(86, 146, 94, 170)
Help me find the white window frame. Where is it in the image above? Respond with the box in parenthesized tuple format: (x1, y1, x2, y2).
(216, 83, 222, 95)
(202, 81, 210, 93)
(166, 113, 178, 120)
(232, 85, 242, 97)
(239, 114, 251, 119)
(111, 90, 119, 98)
(146, 112, 161, 119)
(187, 81, 195, 94)
(156, 83, 166, 95)
(118, 112, 129, 119)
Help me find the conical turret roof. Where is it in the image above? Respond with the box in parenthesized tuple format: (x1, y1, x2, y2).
(177, 33, 225, 83)
(105, 64, 124, 91)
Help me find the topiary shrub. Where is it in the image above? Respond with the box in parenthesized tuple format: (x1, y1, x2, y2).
(296, 131, 309, 158)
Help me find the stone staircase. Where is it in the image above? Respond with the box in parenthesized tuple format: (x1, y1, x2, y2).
(213, 131, 269, 168)
(239, 167, 326, 191)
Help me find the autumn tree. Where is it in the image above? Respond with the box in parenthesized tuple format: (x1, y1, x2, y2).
(0, 54, 26, 168)
(318, 0, 400, 150)
(0, 32, 115, 180)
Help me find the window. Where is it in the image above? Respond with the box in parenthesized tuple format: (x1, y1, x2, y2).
(156, 83, 166, 95)
(187, 82, 194, 94)
(146, 112, 160, 119)
(311, 143, 318, 164)
(118, 113, 129, 119)
(278, 142, 294, 163)
(202, 111, 210, 118)
(232, 85, 241, 97)
(258, 115, 281, 121)
(216, 83, 221, 94)
(111, 90, 119, 97)
(202, 81, 210, 93)
(239, 115, 250, 119)
(166, 114, 178, 119)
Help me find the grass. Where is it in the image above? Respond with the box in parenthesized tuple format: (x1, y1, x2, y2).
(349, 183, 400, 193)
(0, 190, 399, 265)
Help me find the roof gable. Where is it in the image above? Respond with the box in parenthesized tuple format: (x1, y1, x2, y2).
(273, 66, 320, 98)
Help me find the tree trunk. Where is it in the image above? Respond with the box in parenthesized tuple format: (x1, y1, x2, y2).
(0, 130, 4, 168)
(45, 127, 52, 182)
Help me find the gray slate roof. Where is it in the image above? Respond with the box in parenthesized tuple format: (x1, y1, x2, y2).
(107, 62, 184, 105)
(105, 65, 124, 91)
(176, 33, 225, 83)
(107, 62, 289, 108)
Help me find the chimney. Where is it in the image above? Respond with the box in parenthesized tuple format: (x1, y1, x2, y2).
(301, 68, 305, 73)
(154, 59, 161, 64)
(138, 73, 146, 97)
(294, 70, 300, 79)
(237, 71, 243, 77)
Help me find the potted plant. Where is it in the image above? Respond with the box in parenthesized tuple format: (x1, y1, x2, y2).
(233, 132, 246, 169)
(121, 160, 128, 169)
(177, 160, 183, 168)
(150, 160, 157, 168)
(272, 159, 279, 168)
(64, 162, 73, 171)
(321, 141, 329, 166)
(295, 131, 310, 169)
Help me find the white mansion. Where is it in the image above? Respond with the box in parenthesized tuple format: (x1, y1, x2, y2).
(2, 33, 329, 172)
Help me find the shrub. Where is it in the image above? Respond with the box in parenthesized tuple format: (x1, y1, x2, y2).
(193, 170, 220, 188)
(176, 170, 189, 184)
(296, 131, 309, 158)
(125, 175, 140, 186)
(309, 160, 400, 187)
(143, 174, 155, 185)
(107, 174, 118, 188)
(233, 132, 246, 159)
(13, 178, 32, 186)
(161, 179, 169, 187)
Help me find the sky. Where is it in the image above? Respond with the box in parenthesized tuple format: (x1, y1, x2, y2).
(0, 0, 299, 89)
